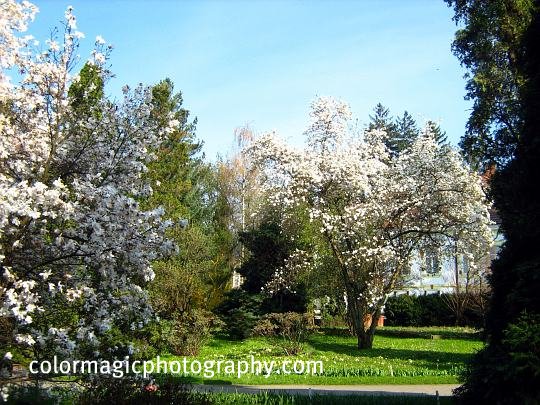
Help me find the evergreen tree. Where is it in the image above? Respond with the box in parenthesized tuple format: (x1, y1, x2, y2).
(369, 105, 423, 154)
(447, 1, 540, 403)
(368, 103, 399, 155)
(68, 62, 104, 118)
(368, 103, 394, 131)
(394, 110, 420, 152)
(237, 220, 308, 313)
(446, 0, 535, 169)
(425, 120, 448, 146)
(143, 79, 234, 315)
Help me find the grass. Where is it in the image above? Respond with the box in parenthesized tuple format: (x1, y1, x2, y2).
(5, 385, 453, 405)
(156, 327, 483, 385)
(8, 327, 473, 403)
(205, 392, 454, 404)
(371, 326, 481, 340)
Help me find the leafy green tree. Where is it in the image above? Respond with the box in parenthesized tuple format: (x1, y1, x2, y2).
(446, 0, 536, 168)
(447, 1, 540, 403)
(142, 79, 234, 315)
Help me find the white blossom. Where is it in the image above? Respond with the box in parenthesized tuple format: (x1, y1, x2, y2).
(0, 1, 175, 359)
(249, 96, 493, 333)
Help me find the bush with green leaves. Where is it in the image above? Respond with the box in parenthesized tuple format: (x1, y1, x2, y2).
(502, 313, 540, 382)
(456, 312, 540, 404)
(1, 384, 78, 404)
(418, 294, 453, 326)
(383, 294, 421, 326)
(136, 310, 220, 357)
(253, 312, 316, 355)
(214, 290, 262, 340)
(383, 293, 481, 327)
(167, 310, 220, 356)
(77, 376, 211, 405)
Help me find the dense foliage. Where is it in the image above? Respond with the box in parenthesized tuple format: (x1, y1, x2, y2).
(253, 312, 316, 355)
(138, 78, 235, 355)
(446, 0, 536, 168)
(0, 2, 235, 390)
(0, 1, 519, 401)
(384, 294, 483, 328)
(368, 103, 447, 155)
(446, 0, 540, 403)
(0, 1, 176, 366)
(214, 218, 309, 339)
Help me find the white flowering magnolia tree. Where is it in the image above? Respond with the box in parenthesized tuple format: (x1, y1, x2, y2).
(248, 97, 493, 349)
(0, 1, 176, 361)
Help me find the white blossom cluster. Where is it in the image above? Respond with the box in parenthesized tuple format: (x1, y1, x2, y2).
(263, 248, 311, 295)
(1, 1, 175, 359)
(248, 96, 493, 318)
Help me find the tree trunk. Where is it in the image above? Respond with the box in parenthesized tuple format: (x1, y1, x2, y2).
(357, 328, 375, 349)
(346, 295, 380, 349)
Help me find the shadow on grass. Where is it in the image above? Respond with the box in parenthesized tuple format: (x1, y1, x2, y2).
(308, 340, 472, 366)
(320, 327, 481, 340)
(375, 328, 481, 341)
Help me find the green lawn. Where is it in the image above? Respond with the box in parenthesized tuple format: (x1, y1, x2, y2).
(156, 327, 483, 385)
(205, 393, 453, 404)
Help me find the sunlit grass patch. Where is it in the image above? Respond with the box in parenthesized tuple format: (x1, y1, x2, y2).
(158, 327, 483, 385)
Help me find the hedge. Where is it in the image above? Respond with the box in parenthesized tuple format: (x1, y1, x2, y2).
(383, 293, 484, 328)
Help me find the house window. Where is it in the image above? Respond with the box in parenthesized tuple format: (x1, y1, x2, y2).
(425, 250, 441, 275)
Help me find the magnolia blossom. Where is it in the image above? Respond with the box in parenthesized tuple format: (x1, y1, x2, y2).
(248, 96, 493, 347)
(0, 1, 175, 360)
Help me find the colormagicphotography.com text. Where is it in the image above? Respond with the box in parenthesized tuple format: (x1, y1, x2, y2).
(29, 355, 324, 379)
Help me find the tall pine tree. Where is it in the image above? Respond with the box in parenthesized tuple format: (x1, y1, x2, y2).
(394, 110, 420, 152)
(368, 104, 422, 155)
(425, 120, 448, 146)
(368, 103, 400, 155)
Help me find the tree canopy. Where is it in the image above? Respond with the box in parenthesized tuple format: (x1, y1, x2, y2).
(446, 0, 537, 168)
(447, 0, 540, 403)
(248, 97, 492, 349)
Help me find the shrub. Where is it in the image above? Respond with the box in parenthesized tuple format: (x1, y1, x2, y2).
(383, 293, 481, 327)
(139, 320, 175, 357)
(132, 338, 159, 361)
(261, 284, 309, 314)
(214, 290, 262, 340)
(253, 312, 316, 355)
(319, 296, 348, 328)
(384, 294, 421, 326)
(1, 384, 77, 404)
(168, 310, 218, 356)
(417, 294, 454, 326)
(456, 312, 540, 404)
(140, 310, 218, 356)
(78, 376, 211, 405)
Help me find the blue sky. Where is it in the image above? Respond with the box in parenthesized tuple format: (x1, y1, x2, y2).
(30, 0, 469, 160)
